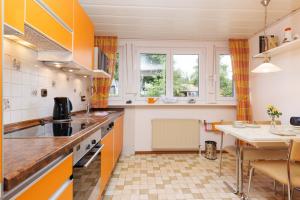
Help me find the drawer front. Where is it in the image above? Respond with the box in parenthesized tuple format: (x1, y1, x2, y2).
(4, 0, 25, 33)
(25, 0, 72, 51)
(39, 0, 74, 30)
(16, 154, 73, 200)
(56, 180, 73, 200)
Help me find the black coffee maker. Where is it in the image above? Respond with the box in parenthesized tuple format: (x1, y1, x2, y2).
(53, 97, 73, 121)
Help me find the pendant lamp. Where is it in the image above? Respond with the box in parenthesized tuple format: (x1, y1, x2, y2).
(252, 0, 282, 73)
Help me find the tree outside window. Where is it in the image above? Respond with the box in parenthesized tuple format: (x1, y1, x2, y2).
(109, 53, 119, 96)
(173, 55, 199, 97)
(219, 54, 234, 97)
(139, 53, 166, 97)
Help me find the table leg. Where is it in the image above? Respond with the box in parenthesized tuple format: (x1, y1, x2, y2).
(238, 142, 249, 199)
(235, 140, 240, 194)
(223, 138, 240, 194)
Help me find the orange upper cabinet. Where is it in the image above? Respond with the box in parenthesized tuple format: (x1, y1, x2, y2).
(4, 0, 25, 34)
(73, 0, 95, 70)
(25, 0, 73, 51)
(41, 0, 74, 30)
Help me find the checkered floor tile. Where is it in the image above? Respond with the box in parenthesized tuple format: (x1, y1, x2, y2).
(103, 153, 300, 200)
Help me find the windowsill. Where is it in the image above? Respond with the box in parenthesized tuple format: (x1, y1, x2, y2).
(108, 101, 237, 107)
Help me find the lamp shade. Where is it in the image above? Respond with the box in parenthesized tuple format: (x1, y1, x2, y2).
(251, 62, 282, 73)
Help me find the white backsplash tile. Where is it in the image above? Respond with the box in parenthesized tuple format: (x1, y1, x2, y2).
(3, 69, 11, 83)
(3, 39, 90, 124)
(3, 83, 10, 97)
(10, 84, 23, 97)
(3, 111, 11, 124)
(10, 110, 23, 123)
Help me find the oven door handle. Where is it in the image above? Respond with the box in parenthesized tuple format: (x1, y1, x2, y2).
(83, 144, 104, 168)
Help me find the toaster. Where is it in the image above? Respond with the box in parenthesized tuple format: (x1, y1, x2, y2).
(290, 117, 300, 126)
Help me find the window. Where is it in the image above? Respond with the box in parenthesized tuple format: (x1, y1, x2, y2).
(109, 53, 120, 96)
(139, 53, 166, 97)
(218, 54, 234, 98)
(173, 55, 199, 97)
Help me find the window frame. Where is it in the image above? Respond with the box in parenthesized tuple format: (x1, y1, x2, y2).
(109, 45, 125, 101)
(135, 48, 170, 99)
(135, 47, 206, 101)
(215, 48, 236, 102)
(170, 48, 206, 101)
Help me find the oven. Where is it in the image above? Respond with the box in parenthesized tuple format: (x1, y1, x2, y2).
(73, 128, 103, 200)
(72, 121, 114, 200)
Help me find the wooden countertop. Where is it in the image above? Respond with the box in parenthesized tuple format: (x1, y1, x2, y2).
(3, 110, 124, 191)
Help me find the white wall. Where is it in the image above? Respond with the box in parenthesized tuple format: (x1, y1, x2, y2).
(249, 10, 300, 124)
(109, 39, 237, 154)
(122, 106, 236, 155)
(3, 39, 90, 124)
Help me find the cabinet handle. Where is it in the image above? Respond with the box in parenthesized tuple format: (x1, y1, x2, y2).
(83, 145, 105, 168)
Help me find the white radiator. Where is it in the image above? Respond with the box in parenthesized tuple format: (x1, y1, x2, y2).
(152, 119, 200, 150)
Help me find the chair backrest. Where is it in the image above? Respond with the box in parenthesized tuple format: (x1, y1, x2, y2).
(253, 120, 281, 125)
(291, 140, 300, 162)
(211, 121, 233, 132)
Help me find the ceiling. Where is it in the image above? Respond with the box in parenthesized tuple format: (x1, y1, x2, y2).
(80, 0, 300, 40)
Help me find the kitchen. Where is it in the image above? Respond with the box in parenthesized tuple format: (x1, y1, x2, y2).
(1, 0, 300, 200)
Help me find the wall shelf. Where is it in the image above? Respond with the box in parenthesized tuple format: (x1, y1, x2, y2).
(92, 69, 111, 78)
(253, 39, 300, 58)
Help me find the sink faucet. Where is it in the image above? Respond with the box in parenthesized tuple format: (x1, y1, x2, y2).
(86, 102, 90, 114)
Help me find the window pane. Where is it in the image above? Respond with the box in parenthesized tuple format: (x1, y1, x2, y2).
(219, 54, 234, 97)
(109, 53, 119, 96)
(173, 55, 199, 97)
(140, 53, 166, 97)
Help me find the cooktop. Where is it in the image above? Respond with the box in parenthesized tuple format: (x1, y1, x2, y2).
(4, 118, 97, 138)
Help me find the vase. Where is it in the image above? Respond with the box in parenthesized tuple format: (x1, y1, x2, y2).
(270, 117, 277, 129)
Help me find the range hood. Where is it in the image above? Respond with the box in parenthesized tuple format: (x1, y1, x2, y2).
(4, 25, 110, 78)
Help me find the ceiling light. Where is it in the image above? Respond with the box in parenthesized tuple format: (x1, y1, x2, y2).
(4, 34, 36, 49)
(252, 0, 282, 74)
(60, 67, 80, 73)
(4, 35, 19, 40)
(17, 40, 36, 49)
(83, 75, 88, 78)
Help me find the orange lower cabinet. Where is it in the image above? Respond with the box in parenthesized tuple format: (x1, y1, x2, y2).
(100, 131, 114, 195)
(15, 154, 73, 200)
(0, 0, 2, 185)
(56, 180, 73, 200)
(113, 115, 124, 165)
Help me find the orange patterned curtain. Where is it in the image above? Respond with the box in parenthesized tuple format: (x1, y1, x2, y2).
(91, 36, 118, 108)
(229, 39, 252, 121)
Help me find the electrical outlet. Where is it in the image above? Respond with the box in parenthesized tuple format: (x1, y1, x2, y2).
(3, 98, 10, 111)
(51, 80, 56, 87)
(41, 89, 47, 97)
(12, 58, 21, 71)
(32, 89, 38, 96)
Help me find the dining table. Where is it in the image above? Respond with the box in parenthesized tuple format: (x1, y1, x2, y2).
(215, 124, 300, 199)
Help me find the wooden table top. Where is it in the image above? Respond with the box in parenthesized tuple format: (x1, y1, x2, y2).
(216, 125, 300, 145)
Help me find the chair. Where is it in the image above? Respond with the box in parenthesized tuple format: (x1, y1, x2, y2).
(213, 120, 288, 177)
(248, 140, 300, 200)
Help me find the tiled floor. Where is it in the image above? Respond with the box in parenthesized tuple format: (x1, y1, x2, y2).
(103, 153, 300, 200)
